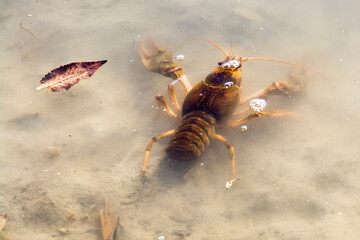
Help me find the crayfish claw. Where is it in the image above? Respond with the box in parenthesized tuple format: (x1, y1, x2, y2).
(139, 42, 152, 58)
(139, 42, 155, 71)
(139, 39, 184, 80)
(148, 38, 165, 53)
(283, 66, 308, 95)
(269, 65, 308, 97)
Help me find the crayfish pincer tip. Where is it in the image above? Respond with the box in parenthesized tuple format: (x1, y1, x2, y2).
(226, 178, 240, 189)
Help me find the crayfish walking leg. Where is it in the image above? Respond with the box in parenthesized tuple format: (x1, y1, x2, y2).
(143, 129, 176, 175)
(214, 134, 236, 179)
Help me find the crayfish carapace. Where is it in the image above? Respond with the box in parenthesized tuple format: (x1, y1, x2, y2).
(139, 39, 308, 188)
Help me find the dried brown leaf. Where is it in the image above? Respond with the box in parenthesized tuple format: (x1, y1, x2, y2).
(37, 60, 107, 92)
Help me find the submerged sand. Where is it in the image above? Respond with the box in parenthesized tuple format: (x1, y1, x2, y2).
(1, 0, 359, 239)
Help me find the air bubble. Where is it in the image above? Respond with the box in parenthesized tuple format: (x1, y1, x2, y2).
(221, 60, 240, 69)
(175, 54, 185, 61)
(249, 99, 267, 113)
(224, 82, 233, 87)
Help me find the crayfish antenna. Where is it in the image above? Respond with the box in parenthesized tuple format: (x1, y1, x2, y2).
(198, 38, 229, 58)
(232, 41, 240, 59)
(242, 57, 328, 80)
(229, 38, 232, 58)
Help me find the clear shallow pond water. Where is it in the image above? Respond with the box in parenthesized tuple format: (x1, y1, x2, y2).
(1, 0, 360, 239)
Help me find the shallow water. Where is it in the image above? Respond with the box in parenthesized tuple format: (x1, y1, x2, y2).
(1, 0, 360, 239)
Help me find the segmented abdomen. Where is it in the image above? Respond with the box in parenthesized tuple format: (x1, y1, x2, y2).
(166, 111, 216, 161)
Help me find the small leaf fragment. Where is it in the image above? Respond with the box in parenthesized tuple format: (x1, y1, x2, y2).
(37, 60, 107, 92)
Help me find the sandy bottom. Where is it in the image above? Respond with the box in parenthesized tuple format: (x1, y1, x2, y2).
(1, 0, 360, 239)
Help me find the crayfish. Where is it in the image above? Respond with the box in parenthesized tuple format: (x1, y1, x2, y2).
(139, 39, 307, 188)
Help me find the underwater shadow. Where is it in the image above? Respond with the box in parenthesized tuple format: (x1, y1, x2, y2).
(154, 156, 198, 188)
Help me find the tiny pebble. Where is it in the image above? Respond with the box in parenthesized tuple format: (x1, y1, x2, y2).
(57, 172, 61, 176)
(158, 236, 165, 240)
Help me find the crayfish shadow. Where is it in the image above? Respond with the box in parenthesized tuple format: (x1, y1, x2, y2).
(154, 157, 198, 187)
